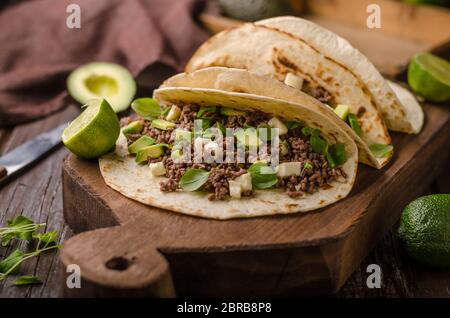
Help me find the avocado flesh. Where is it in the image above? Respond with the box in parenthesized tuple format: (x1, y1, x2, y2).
(67, 62, 136, 113)
(135, 145, 165, 163)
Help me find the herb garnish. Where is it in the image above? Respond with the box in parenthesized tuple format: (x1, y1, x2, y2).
(179, 169, 211, 191)
(0, 216, 60, 285)
(248, 162, 278, 189)
(327, 144, 346, 168)
(286, 121, 303, 131)
(131, 98, 161, 120)
(197, 106, 216, 118)
(301, 127, 346, 168)
(0, 216, 45, 247)
(348, 113, 362, 136)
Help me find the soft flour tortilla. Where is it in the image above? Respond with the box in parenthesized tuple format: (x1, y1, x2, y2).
(162, 67, 382, 169)
(99, 87, 358, 220)
(255, 17, 424, 135)
(386, 80, 424, 134)
(185, 18, 424, 166)
(185, 22, 392, 167)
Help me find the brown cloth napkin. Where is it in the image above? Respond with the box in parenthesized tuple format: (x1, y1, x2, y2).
(0, 0, 209, 127)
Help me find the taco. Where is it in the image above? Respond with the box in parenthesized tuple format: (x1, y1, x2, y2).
(99, 71, 358, 219)
(186, 17, 424, 167)
(162, 67, 383, 169)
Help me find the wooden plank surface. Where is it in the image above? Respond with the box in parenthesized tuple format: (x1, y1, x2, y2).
(0, 103, 449, 296)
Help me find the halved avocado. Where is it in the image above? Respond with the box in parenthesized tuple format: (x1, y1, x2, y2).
(67, 62, 136, 113)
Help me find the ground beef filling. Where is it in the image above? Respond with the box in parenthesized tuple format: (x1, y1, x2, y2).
(121, 104, 345, 200)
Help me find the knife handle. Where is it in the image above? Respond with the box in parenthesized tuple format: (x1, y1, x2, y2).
(0, 165, 6, 180)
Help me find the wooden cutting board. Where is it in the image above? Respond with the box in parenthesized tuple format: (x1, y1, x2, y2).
(59, 103, 450, 297)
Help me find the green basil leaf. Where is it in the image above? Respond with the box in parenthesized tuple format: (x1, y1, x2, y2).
(328, 143, 346, 167)
(194, 118, 212, 132)
(286, 121, 304, 130)
(33, 230, 58, 246)
(248, 162, 278, 189)
(179, 169, 210, 191)
(14, 275, 42, 286)
(326, 152, 336, 169)
(257, 123, 273, 142)
(369, 144, 393, 158)
(301, 127, 320, 137)
(0, 249, 25, 274)
(131, 98, 161, 120)
(2, 216, 34, 245)
(310, 134, 328, 155)
(215, 122, 226, 135)
(197, 106, 216, 118)
(348, 113, 362, 136)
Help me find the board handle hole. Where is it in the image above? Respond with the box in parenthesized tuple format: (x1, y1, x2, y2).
(105, 256, 131, 271)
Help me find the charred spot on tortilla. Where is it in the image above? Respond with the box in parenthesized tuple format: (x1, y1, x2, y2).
(276, 55, 299, 72)
(357, 107, 367, 118)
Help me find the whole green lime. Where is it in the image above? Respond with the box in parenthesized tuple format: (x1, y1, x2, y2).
(62, 99, 120, 159)
(398, 194, 450, 269)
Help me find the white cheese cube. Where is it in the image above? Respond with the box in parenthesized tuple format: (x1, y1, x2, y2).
(276, 162, 302, 178)
(234, 173, 252, 192)
(149, 162, 166, 177)
(166, 105, 181, 122)
(268, 117, 288, 136)
(229, 180, 242, 199)
(284, 73, 304, 90)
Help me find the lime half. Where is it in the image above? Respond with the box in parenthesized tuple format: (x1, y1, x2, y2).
(62, 99, 120, 159)
(408, 53, 450, 103)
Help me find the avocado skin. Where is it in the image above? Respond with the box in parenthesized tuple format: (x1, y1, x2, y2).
(398, 194, 450, 269)
(218, 0, 293, 22)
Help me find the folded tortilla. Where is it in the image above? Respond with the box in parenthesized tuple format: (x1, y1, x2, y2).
(186, 17, 424, 167)
(99, 75, 358, 219)
(163, 67, 381, 168)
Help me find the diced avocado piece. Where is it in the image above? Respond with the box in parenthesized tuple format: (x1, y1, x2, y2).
(234, 173, 252, 191)
(151, 119, 176, 130)
(67, 62, 136, 112)
(135, 144, 167, 163)
(122, 120, 143, 136)
(334, 104, 350, 120)
(175, 129, 193, 141)
(276, 162, 302, 178)
(268, 117, 288, 135)
(171, 149, 183, 159)
(128, 135, 155, 154)
(149, 162, 166, 177)
(220, 107, 246, 116)
(235, 128, 259, 149)
(228, 180, 242, 199)
(284, 73, 304, 90)
(166, 105, 181, 122)
(280, 140, 290, 156)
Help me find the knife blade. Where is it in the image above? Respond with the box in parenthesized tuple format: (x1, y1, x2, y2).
(0, 122, 68, 185)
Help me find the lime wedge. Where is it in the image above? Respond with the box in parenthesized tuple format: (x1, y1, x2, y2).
(408, 53, 450, 102)
(62, 99, 120, 159)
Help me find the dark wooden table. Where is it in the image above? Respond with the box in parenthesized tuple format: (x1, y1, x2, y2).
(0, 104, 449, 298)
